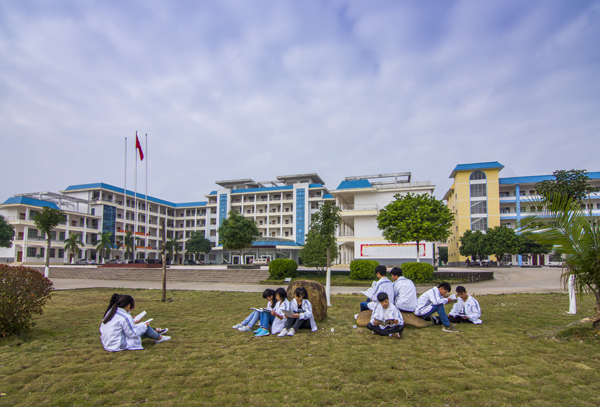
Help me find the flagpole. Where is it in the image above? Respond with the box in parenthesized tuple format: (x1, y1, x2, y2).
(124, 136, 127, 262)
(134, 132, 138, 262)
(145, 134, 148, 261)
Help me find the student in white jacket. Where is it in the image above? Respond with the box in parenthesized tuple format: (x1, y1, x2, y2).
(268, 287, 290, 336)
(360, 265, 395, 312)
(414, 282, 458, 333)
(100, 295, 170, 352)
(367, 292, 404, 339)
(390, 267, 417, 313)
(448, 286, 482, 324)
(278, 287, 318, 337)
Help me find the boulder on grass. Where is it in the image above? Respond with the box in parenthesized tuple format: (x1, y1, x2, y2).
(286, 280, 327, 321)
(355, 309, 428, 328)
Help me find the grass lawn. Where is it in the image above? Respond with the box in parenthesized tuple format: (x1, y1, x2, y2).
(1, 289, 599, 407)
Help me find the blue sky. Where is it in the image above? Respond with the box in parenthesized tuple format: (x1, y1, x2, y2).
(1, 0, 599, 203)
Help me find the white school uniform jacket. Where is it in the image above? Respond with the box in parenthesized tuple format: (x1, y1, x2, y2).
(449, 295, 482, 324)
(271, 298, 290, 334)
(367, 277, 396, 311)
(100, 308, 147, 352)
(393, 277, 417, 312)
(369, 302, 404, 326)
(414, 287, 449, 316)
(289, 298, 318, 331)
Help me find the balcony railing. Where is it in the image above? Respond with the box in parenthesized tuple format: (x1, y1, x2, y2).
(339, 204, 379, 211)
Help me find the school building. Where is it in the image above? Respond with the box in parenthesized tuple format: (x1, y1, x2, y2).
(444, 162, 600, 267)
(0, 172, 438, 266)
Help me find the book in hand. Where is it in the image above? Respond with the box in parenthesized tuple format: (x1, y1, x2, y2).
(361, 282, 377, 299)
(133, 311, 146, 322)
(135, 318, 153, 327)
(251, 307, 269, 312)
(374, 319, 397, 327)
(282, 309, 303, 317)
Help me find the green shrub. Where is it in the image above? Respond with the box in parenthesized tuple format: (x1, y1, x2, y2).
(402, 262, 434, 284)
(268, 259, 298, 279)
(0, 265, 53, 337)
(349, 259, 379, 280)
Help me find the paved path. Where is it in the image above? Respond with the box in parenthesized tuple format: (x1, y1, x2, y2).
(49, 266, 565, 296)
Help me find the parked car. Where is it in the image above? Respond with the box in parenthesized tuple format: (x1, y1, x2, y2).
(75, 259, 95, 265)
(146, 259, 161, 264)
(184, 260, 197, 265)
(105, 259, 123, 264)
(133, 259, 145, 264)
(252, 258, 269, 266)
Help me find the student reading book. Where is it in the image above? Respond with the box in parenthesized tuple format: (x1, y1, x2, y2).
(232, 289, 276, 335)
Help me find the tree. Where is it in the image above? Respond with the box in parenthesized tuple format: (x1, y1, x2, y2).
(33, 207, 66, 278)
(217, 211, 260, 264)
(94, 232, 113, 263)
(517, 234, 551, 263)
(0, 215, 15, 248)
(310, 201, 341, 305)
(535, 169, 598, 203)
(486, 226, 520, 264)
(165, 236, 180, 264)
(521, 194, 600, 327)
(299, 229, 339, 274)
(123, 231, 134, 261)
(64, 233, 83, 264)
(185, 231, 212, 261)
(459, 230, 491, 261)
(438, 246, 448, 265)
(377, 193, 454, 263)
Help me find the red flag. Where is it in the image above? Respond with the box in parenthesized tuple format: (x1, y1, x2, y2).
(135, 133, 144, 161)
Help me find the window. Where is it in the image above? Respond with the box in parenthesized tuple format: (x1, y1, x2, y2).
(470, 201, 487, 214)
(50, 248, 56, 258)
(39, 248, 45, 258)
(59, 232, 66, 241)
(58, 249, 64, 258)
(91, 208, 95, 215)
(470, 184, 486, 198)
(27, 247, 37, 257)
(549, 252, 562, 262)
(28, 229, 38, 239)
(500, 191, 510, 197)
(471, 218, 487, 231)
(470, 170, 486, 180)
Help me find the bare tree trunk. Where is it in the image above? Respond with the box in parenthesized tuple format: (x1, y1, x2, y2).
(45, 236, 51, 278)
(416, 240, 420, 263)
(326, 246, 331, 306)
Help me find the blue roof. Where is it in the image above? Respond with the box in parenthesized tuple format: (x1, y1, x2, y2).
(252, 240, 302, 247)
(231, 185, 294, 194)
(450, 162, 504, 178)
(335, 179, 373, 190)
(500, 171, 600, 185)
(323, 193, 334, 200)
(63, 183, 207, 208)
(3, 196, 60, 209)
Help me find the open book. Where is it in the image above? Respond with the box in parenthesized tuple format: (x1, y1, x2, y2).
(282, 309, 303, 317)
(361, 282, 377, 299)
(251, 307, 270, 312)
(373, 319, 397, 327)
(133, 311, 153, 327)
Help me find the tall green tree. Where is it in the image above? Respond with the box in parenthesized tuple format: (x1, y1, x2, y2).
(94, 232, 113, 263)
(33, 206, 66, 277)
(377, 193, 454, 262)
(521, 194, 600, 327)
(299, 229, 339, 274)
(186, 231, 212, 261)
(218, 211, 260, 264)
(123, 231, 134, 261)
(64, 233, 84, 263)
(459, 230, 491, 261)
(486, 226, 520, 264)
(0, 215, 15, 248)
(535, 169, 598, 203)
(517, 234, 551, 263)
(165, 236, 181, 264)
(309, 201, 341, 305)
(438, 246, 448, 265)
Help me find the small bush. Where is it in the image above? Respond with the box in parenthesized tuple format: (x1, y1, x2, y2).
(0, 265, 53, 337)
(349, 259, 379, 280)
(268, 259, 298, 279)
(402, 262, 434, 284)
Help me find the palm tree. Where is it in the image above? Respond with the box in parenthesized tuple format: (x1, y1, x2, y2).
(521, 194, 600, 327)
(165, 236, 180, 264)
(124, 231, 134, 261)
(94, 232, 114, 264)
(64, 233, 84, 264)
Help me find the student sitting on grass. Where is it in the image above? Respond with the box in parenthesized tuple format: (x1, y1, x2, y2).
(232, 289, 276, 332)
(366, 292, 404, 339)
(103, 293, 169, 335)
(256, 287, 289, 337)
(100, 294, 170, 352)
(390, 266, 417, 313)
(360, 265, 395, 312)
(278, 287, 318, 337)
(414, 282, 459, 333)
(448, 286, 482, 324)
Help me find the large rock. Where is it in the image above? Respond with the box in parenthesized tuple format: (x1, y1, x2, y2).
(286, 280, 327, 322)
(356, 310, 428, 328)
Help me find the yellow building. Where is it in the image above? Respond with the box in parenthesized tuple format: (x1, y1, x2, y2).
(444, 162, 504, 266)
